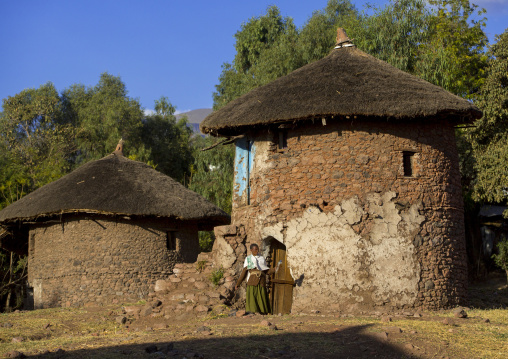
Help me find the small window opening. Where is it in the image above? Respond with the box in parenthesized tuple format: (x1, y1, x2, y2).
(403, 151, 415, 177)
(278, 131, 288, 151)
(166, 231, 176, 250)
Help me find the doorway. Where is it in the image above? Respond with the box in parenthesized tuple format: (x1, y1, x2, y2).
(269, 239, 294, 314)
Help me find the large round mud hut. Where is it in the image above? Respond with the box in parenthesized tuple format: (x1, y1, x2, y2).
(202, 29, 482, 314)
(0, 143, 230, 309)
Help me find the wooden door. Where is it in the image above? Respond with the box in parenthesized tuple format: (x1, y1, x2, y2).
(270, 240, 294, 315)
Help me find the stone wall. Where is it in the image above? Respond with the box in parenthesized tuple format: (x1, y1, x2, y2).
(27, 214, 199, 309)
(214, 118, 467, 312)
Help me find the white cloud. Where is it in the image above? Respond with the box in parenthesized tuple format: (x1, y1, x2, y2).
(144, 109, 155, 116)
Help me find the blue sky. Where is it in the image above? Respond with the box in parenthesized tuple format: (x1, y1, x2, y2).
(1, 0, 507, 113)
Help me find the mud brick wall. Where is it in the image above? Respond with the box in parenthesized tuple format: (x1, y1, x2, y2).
(27, 215, 199, 309)
(220, 118, 467, 312)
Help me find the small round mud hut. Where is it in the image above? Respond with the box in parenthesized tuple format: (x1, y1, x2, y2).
(0, 142, 230, 309)
(202, 29, 482, 313)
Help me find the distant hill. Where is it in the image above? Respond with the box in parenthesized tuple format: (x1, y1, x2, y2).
(176, 108, 212, 133)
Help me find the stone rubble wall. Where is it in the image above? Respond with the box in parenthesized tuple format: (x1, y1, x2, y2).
(122, 253, 237, 324)
(216, 119, 467, 312)
(28, 215, 200, 309)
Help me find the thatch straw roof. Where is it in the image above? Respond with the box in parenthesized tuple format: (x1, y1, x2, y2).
(0, 154, 230, 227)
(201, 45, 481, 136)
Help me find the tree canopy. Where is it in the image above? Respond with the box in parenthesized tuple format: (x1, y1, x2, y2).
(471, 28, 508, 209)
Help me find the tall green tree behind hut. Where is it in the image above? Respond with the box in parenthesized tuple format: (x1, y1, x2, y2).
(472, 29, 508, 211)
(61, 72, 147, 164)
(141, 96, 194, 184)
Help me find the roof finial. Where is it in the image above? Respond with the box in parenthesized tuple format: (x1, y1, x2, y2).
(113, 138, 124, 156)
(335, 28, 354, 49)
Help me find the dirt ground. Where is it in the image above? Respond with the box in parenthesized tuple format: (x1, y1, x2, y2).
(0, 274, 507, 359)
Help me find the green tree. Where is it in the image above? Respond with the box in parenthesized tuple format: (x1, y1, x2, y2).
(189, 136, 235, 251)
(0, 83, 74, 311)
(61, 73, 145, 163)
(213, 6, 300, 109)
(189, 136, 234, 214)
(297, 0, 359, 65)
(0, 82, 76, 194)
(140, 97, 193, 183)
(471, 29, 508, 210)
(415, 0, 488, 99)
(356, 0, 430, 74)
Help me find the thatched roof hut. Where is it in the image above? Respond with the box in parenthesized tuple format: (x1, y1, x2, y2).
(201, 30, 480, 136)
(0, 153, 229, 227)
(205, 29, 479, 313)
(0, 147, 230, 308)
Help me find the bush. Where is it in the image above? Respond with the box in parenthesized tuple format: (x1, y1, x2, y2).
(492, 237, 508, 281)
(199, 231, 215, 252)
(210, 267, 224, 287)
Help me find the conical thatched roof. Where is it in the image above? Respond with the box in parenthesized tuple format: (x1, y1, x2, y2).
(201, 45, 481, 136)
(0, 154, 230, 227)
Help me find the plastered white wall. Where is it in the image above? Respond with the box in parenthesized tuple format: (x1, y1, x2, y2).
(262, 192, 424, 311)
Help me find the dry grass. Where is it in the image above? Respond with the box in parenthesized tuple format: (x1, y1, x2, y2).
(0, 279, 507, 358)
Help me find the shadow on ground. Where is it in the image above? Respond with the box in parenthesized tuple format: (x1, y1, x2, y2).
(28, 324, 411, 359)
(468, 272, 508, 309)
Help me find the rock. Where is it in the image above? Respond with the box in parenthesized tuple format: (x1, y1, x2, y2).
(448, 328, 455, 333)
(196, 326, 211, 332)
(413, 313, 422, 318)
(124, 306, 141, 316)
(207, 291, 220, 298)
(115, 316, 127, 325)
(151, 299, 162, 308)
(145, 345, 158, 354)
(140, 305, 153, 317)
(452, 308, 467, 318)
(11, 337, 24, 343)
(195, 305, 209, 313)
(225, 276, 235, 282)
(405, 343, 414, 350)
(381, 316, 392, 322)
(154, 323, 168, 330)
(236, 309, 246, 317)
(402, 311, 413, 316)
(154, 280, 169, 292)
(310, 309, 321, 314)
(194, 281, 207, 290)
(442, 318, 453, 326)
(483, 318, 490, 323)
(424, 280, 435, 290)
(198, 295, 209, 303)
(6, 351, 25, 358)
(260, 320, 272, 327)
(384, 326, 402, 333)
(169, 277, 182, 283)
